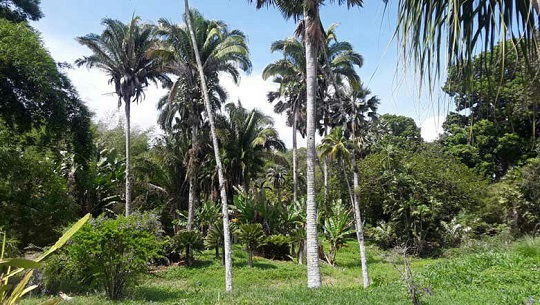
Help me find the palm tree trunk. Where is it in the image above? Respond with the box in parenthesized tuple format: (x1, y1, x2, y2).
(351, 146, 370, 288)
(323, 132, 329, 204)
(304, 3, 322, 289)
(532, 0, 540, 17)
(124, 97, 132, 216)
(187, 124, 198, 230)
(184, 1, 233, 293)
(292, 108, 298, 203)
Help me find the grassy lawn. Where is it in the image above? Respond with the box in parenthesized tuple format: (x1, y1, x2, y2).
(23, 238, 540, 304)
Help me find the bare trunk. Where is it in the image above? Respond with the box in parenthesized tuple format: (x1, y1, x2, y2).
(323, 159, 329, 202)
(304, 4, 322, 289)
(187, 125, 198, 230)
(124, 98, 132, 216)
(184, 1, 233, 292)
(292, 108, 298, 203)
(532, 0, 540, 17)
(248, 249, 253, 267)
(322, 115, 329, 204)
(298, 239, 304, 265)
(351, 147, 370, 288)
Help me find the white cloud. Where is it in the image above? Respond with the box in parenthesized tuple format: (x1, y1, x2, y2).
(420, 116, 445, 142)
(221, 73, 299, 148)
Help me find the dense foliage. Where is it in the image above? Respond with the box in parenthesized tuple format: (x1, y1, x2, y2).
(54, 213, 163, 299)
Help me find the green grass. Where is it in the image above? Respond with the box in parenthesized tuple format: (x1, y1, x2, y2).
(23, 237, 540, 304)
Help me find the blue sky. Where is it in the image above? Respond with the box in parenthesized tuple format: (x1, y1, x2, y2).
(31, 0, 449, 146)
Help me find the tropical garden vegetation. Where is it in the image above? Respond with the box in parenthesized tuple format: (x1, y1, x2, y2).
(0, 0, 539, 304)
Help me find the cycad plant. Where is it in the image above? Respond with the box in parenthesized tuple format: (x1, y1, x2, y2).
(237, 223, 266, 267)
(172, 230, 204, 266)
(321, 200, 354, 266)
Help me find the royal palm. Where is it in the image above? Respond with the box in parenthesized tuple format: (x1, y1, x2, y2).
(76, 17, 169, 216)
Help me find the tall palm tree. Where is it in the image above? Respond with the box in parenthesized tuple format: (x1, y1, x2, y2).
(76, 17, 169, 216)
(249, 0, 363, 288)
(264, 25, 362, 205)
(333, 86, 379, 288)
(264, 37, 306, 204)
(266, 165, 288, 205)
(182, 0, 247, 292)
(217, 102, 286, 194)
(155, 11, 251, 230)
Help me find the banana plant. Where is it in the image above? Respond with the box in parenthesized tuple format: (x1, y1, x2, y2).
(0, 214, 90, 304)
(321, 200, 354, 266)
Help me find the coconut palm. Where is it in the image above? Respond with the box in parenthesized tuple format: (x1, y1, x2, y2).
(249, 0, 363, 288)
(155, 10, 251, 230)
(76, 17, 169, 216)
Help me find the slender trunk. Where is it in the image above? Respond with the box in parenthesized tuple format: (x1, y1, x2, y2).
(187, 124, 198, 230)
(293, 108, 298, 203)
(184, 2, 233, 292)
(124, 97, 132, 216)
(323, 121, 329, 204)
(248, 249, 253, 267)
(298, 239, 304, 265)
(304, 4, 322, 289)
(351, 144, 370, 288)
(532, 0, 540, 17)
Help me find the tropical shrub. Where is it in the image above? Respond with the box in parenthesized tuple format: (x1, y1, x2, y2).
(358, 143, 487, 255)
(205, 222, 224, 262)
(64, 213, 163, 299)
(258, 234, 291, 260)
(170, 230, 204, 266)
(237, 223, 266, 267)
(321, 200, 354, 266)
(0, 214, 89, 304)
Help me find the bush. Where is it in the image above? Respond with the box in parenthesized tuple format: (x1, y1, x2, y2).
(258, 234, 291, 261)
(63, 213, 163, 299)
(237, 223, 266, 267)
(169, 230, 204, 266)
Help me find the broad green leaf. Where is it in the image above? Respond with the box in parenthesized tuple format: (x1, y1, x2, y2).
(0, 258, 41, 269)
(37, 213, 91, 262)
(6, 270, 33, 305)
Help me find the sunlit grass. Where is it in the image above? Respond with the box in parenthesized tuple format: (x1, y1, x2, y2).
(22, 237, 540, 304)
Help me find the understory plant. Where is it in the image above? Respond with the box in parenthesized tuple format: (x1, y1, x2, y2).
(321, 200, 354, 266)
(171, 230, 204, 266)
(237, 223, 266, 267)
(65, 213, 163, 300)
(0, 214, 90, 305)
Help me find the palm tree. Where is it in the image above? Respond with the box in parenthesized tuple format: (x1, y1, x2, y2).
(264, 25, 362, 205)
(76, 17, 169, 216)
(266, 165, 288, 204)
(155, 11, 251, 230)
(217, 102, 286, 194)
(135, 133, 189, 232)
(182, 0, 248, 292)
(334, 86, 379, 288)
(393, 0, 538, 87)
(264, 37, 306, 204)
(249, 0, 363, 288)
